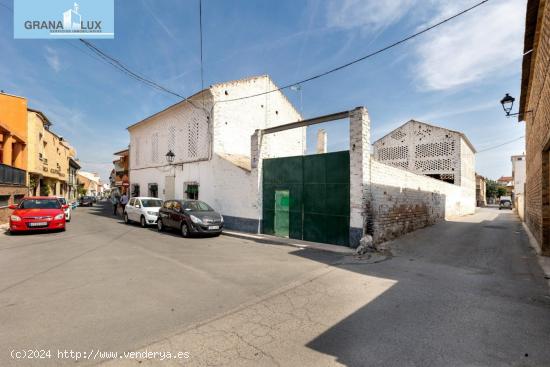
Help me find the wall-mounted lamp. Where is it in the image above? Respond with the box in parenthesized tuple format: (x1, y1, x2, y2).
(165, 150, 175, 164)
(500, 93, 533, 118)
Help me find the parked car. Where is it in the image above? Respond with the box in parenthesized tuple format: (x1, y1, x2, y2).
(157, 200, 223, 237)
(56, 196, 71, 222)
(499, 199, 513, 210)
(124, 197, 163, 227)
(8, 197, 67, 233)
(79, 196, 94, 207)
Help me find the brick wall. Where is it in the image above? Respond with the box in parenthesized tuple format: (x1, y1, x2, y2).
(369, 160, 475, 244)
(0, 185, 28, 224)
(524, 1, 550, 255)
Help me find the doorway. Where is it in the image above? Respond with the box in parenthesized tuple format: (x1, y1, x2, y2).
(274, 190, 289, 237)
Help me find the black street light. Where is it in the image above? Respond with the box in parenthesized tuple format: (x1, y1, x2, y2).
(500, 93, 516, 116)
(166, 150, 175, 164)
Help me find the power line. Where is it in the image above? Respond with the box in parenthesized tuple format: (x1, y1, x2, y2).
(477, 136, 524, 153)
(217, 0, 491, 103)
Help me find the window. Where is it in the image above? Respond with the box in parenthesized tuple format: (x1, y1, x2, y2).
(14, 194, 25, 204)
(128, 198, 135, 206)
(186, 184, 199, 200)
(163, 201, 173, 209)
(173, 201, 182, 211)
(0, 195, 10, 207)
(131, 184, 140, 197)
(148, 183, 158, 198)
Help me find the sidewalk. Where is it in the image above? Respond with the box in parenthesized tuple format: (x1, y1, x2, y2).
(522, 222, 550, 287)
(222, 230, 355, 254)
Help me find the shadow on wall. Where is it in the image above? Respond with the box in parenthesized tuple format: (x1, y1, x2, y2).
(367, 183, 447, 244)
(291, 211, 550, 366)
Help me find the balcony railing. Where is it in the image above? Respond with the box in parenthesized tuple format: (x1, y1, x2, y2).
(0, 163, 26, 186)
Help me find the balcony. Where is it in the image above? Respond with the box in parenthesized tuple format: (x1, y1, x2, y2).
(0, 163, 26, 186)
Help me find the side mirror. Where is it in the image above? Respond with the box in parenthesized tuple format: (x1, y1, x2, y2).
(62, 204, 69, 209)
(135, 204, 141, 208)
(8, 204, 18, 210)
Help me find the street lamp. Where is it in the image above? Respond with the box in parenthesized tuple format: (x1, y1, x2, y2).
(500, 93, 515, 116)
(165, 150, 175, 164)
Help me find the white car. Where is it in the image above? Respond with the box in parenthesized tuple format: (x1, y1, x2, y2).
(124, 197, 163, 227)
(56, 196, 72, 222)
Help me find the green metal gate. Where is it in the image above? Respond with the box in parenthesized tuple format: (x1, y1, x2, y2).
(262, 151, 350, 246)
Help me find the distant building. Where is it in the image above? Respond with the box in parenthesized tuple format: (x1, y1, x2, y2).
(511, 155, 526, 219)
(372, 119, 476, 188)
(27, 108, 75, 198)
(497, 176, 514, 197)
(519, 0, 550, 255)
(78, 171, 101, 197)
(110, 148, 129, 196)
(476, 174, 487, 207)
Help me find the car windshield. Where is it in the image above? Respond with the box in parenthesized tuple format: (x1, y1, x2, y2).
(82, 196, 92, 200)
(141, 199, 162, 207)
(184, 201, 213, 211)
(19, 199, 61, 209)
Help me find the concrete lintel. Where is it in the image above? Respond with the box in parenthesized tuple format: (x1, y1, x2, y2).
(262, 110, 350, 135)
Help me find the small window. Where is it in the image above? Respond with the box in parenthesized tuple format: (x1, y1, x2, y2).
(128, 198, 135, 206)
(0, 195, 10, 207)
(135, 199, 141, 207)
(186, 184, 199, 200)
(173, 201, 182, 211)
(148, 183, 158, 198)
(163, 201, 173, 209)
(131, 184, 140, 197)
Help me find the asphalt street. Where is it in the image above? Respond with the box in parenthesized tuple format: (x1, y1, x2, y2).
(0, 202, 549, 366)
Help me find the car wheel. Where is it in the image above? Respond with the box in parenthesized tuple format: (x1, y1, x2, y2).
(157, 219, 164, 232)
(140, 216, 146, 228)
(124, 213, 130, 224)
(181, 223, 190, 238)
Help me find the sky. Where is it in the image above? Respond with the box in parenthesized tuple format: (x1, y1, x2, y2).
(0, 0, 527, 182)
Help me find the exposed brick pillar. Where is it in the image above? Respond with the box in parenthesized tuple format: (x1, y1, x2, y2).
(349, 106, 371, 247)
(251, 129, 263, 234)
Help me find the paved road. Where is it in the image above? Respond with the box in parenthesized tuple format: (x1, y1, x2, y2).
(0, 204, 548, 366)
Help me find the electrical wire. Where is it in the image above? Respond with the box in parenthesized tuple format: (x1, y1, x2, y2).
(477, 136, 524, 153)
(217, 0, 492, 103)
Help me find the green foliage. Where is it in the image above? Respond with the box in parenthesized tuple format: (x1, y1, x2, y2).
(486, 179, 508, 199)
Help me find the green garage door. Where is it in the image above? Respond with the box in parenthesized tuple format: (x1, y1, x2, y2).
(262, 151, 350, 246)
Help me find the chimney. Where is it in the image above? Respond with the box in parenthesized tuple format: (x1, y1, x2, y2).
(316, 129, 327, 154)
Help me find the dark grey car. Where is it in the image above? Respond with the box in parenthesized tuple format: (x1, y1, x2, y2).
(157, 200, 224, 237)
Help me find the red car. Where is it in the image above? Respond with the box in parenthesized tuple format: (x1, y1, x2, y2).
(9, 197, 68, 233)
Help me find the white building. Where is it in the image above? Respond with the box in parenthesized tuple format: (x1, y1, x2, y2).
(511, 154, 526, 219)
(77, 171, 101, 197)
(127, 75, 305, 232)
(373, 120, 476, 186)
(372, 120, 476, 216)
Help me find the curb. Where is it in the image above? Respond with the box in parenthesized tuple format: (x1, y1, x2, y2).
(222, 230, 354, 254)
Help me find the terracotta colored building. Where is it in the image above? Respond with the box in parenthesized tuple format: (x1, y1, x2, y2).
(520, 0, 550, 255)
(110, 148, 129, 195)
(0, 92, 28, 223)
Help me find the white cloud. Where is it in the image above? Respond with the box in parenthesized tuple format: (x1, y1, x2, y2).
(44, 46, 61, 73)
(326, 0, 416, 33)
(414, 0, 526, 91)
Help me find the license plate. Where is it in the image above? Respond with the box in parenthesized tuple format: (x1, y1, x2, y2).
(208, 225, 219, 230)
(28, 222, 48, 227)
